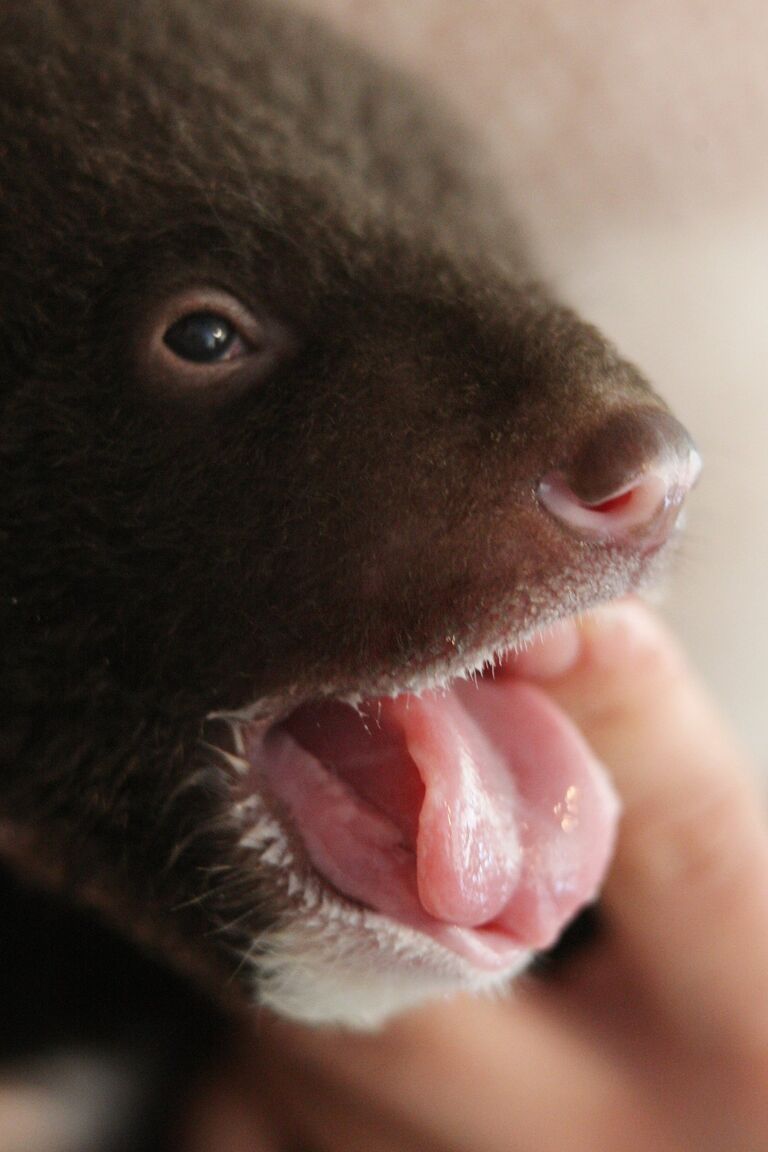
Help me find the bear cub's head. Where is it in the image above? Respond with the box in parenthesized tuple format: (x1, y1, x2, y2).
(0, 0, 698, 1026)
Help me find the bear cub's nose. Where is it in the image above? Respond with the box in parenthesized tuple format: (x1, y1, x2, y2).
(538, 407, 701, 545)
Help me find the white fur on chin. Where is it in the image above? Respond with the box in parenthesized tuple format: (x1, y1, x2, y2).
(252, 901, 525, 1029)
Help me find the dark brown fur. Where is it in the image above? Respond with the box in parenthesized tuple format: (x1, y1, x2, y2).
(1, 0, 676, 1144)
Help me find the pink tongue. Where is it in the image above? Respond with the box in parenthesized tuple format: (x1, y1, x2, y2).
(282, 677, 619, 949)
(386, 688, 523, 926)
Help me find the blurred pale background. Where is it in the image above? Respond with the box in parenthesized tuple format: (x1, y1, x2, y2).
(303, 0, 768, 771)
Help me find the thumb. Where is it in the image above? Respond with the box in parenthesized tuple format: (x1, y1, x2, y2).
(512, 599, 768, 1063)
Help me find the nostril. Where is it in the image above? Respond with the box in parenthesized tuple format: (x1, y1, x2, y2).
(538, 471, 671, 540)
(538, 407, 702, 545)
(587, 490, 635, 515)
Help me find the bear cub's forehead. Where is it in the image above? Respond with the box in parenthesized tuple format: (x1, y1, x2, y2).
(0, 0, 523, 364)
(0, 0, 494, 242)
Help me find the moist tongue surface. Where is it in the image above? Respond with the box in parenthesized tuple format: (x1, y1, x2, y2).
(385, 690, 523, 926)
(279, 675, 619, 950)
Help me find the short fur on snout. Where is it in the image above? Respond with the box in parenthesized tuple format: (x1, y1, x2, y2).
(1, 0, 679, 1047)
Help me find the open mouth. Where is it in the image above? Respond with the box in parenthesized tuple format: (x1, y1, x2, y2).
(232, 631, 620, 973)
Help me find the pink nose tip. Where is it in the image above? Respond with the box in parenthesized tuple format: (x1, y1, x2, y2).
(538, 408, 701, 544)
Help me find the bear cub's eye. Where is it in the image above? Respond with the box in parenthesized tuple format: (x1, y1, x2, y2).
(143, 288, 296, 397)
(163, 311, 247, 364)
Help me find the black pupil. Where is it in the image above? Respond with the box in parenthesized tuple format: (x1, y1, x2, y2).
(163, 312, 237, 363)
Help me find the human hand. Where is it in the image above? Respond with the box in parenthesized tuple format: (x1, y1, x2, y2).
(184, 600, 768, 1151)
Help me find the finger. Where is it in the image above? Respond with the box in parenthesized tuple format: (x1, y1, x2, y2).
(512, 599, 768, 1062)
(260, 998, 678, 1152)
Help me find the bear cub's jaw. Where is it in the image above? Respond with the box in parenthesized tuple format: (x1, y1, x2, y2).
(205, 527, 688, 1029)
